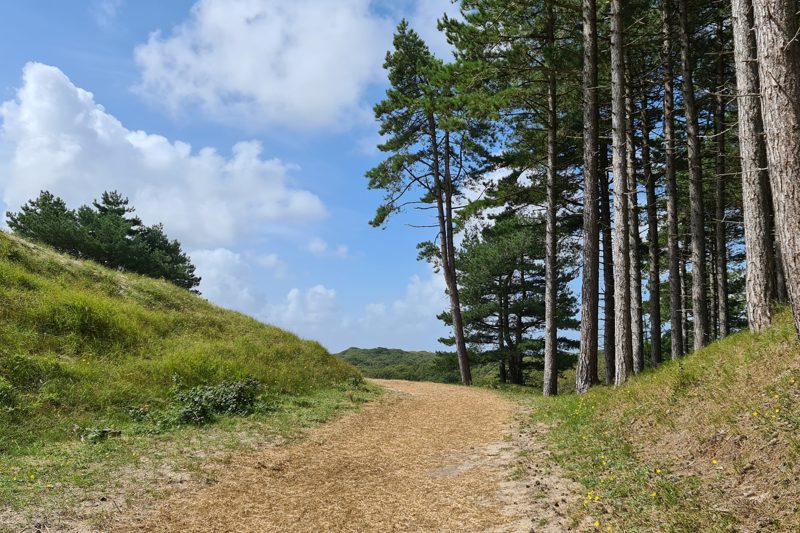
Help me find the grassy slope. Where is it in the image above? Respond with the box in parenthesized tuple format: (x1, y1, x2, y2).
(516, 309, 800, 532)
(0, 231, 373, 522)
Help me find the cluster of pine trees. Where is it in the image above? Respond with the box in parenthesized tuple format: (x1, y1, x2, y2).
(6, 191, 200, 290)
(368, 0, 800, 394)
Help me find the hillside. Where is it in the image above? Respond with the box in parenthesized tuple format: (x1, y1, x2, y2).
(520, 309, 800, 532)
(0, 231, 373, 525)
(336, 347, 458, 382)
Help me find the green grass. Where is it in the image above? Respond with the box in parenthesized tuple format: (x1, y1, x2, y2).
(0, 230, 371, 524)
(508, 309, 800, 532)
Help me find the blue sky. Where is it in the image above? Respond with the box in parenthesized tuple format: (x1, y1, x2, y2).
(0, 0, 463, 352)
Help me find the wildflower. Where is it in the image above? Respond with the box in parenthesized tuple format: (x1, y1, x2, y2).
(607, 527, 613, 532)
(752, 411, 759, 417)
(775, 408, 781, 413)
(651, 491, 657, 497)
(594, 520, 600, 528)
(791, 379, 796, 384)
(29, 474, 35, 480)
(774, 394, 780, 399)
(655, 468, 662, 474)
(711, 459, 718, 465)
(594, 496, 599, 501)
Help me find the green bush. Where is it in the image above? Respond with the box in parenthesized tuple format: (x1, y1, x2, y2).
(173, 378, 262, 425)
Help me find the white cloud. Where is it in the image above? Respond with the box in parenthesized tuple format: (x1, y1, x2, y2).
(307, 237, 348, 259)
(0, 63, 326, 248)
(91, 0, 123, 29)
(261, 285, 339, 328)
(334, 245, 349, 259)
(307, 237, 328, 256)
(407, 0, 461, 59)
(191, 248, 260, 310)
(134, 0, 393, 130)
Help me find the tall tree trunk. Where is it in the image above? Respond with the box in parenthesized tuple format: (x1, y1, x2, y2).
(753, 0, 800, 337)
(431, 124, 471, 386)
(732, 0, 773, 331)
(625, 76, 644, 373)
(714, 16, 730, 338)
(641, 89, 662, 366)
(577, 0, 600, 393)
(611, 0, 633, 385)
(775, 241, 788, 302)
(681, 235, 692, 353)
(663, 0, 684, 359)
(600, 144, 616, 384)
(677, 0, 709, 350)
(543, 2, 559, 396)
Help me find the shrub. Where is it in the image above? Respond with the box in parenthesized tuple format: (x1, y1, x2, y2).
(173, 378, 262, 425)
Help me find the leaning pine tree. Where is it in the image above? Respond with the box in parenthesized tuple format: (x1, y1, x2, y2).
(367, 21, 489, 385)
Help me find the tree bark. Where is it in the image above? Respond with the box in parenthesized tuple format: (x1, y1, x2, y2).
(431, 123, 472, 386)
(543, 1, 559, 396)
(681, 235, 692, 353)
(752, 0, 800, 337)
(677, 0, 709, 350)
(625, 74, 644, 373)
(600, 144, 616, 385)
(611, 0, 633, 385)
(641, 88, 662, 366)
(663, 0, 684, 359)
(732, 0, 773, 331)
(714, 16, 730, 338)
(577, 0, 600, 394)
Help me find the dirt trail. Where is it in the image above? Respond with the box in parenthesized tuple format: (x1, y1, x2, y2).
(113, 380, 582, 532)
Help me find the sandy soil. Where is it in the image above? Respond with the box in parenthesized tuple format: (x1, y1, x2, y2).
(109, 380, 583, 533)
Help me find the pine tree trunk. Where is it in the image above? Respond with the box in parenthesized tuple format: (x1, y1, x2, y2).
(663, 0, 684, 359)
(625, 77, 644, 373)
(431, 123, 472, 386)
(752, 0, 800, 338)
(681, 235, 692, 353)
(641, 89, 662, 366)
(732, 0, 773, 331)
(600, 145, 616, 385)
(611, 0, 633, 385)
(677, 0, 709, 350)
(577, 0, 600, 394)
(543, 2, 559, 396)
(714, 16, 730, 338)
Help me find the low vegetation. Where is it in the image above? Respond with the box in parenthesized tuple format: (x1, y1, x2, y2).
(335, 347, 458, 383)
(0, 230, 372, 523)
(515, 308, 800, 532)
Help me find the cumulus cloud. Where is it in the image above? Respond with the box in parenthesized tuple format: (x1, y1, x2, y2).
(261, 285, 339, 328)
(134, 0, 393, 130)
(0, 63, 326, 248)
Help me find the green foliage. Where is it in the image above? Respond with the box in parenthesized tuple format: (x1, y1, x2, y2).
(336, 347, 460, 383)
(7, 190, 200, 290)
(173, 378, 262, 425)
(0, 231, 359, 451)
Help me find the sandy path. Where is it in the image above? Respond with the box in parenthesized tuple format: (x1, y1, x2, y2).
(113, 380, 579, 533)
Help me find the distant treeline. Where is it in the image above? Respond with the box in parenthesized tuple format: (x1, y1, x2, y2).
(336, 347, 460, 383)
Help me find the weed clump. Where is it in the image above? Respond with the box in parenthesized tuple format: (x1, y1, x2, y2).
(173, 378, 262, 425)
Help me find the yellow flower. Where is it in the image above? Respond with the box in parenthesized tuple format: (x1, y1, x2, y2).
(791, 379, 796, 384)
(29, 474, 35, 480)
(752, 411, 759, 417)
(651, 492, 657, 497)
(711, 459, 718, 465)
(775, 408, 781, 413)
(594, 496, 600, 501)
(594, 521, 601, 528)
(655, 468, 662, 474)
(607, 527, 613, 532)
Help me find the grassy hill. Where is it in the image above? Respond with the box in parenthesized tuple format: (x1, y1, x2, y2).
(520, 309, 800, 532)
(336, 347, 458, 382)
(0, 231, 373, 522)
